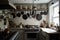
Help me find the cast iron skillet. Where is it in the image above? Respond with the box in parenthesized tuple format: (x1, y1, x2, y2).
(22, 14, 28, 20)
(16, 13, 21, 17)
(0, 15, 4, 19)
(36, 14, 42, 21)
(21, 11, 24, 15)
(43, 11, 48, 15)
(40, 12, 44, 15)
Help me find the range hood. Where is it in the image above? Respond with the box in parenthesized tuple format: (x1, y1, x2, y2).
(0, 0, 16, 9)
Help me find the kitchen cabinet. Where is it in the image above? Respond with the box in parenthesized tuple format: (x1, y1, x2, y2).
(40, 29, 60, 40)
(10, 29, 25, 40)
(19, 30, 25, 40)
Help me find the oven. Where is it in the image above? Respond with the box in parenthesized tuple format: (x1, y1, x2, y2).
(24, 29, 40, 40)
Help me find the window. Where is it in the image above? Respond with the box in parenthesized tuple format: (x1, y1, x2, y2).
(53, 5, 59, 26)
(49, 1, 59, 26)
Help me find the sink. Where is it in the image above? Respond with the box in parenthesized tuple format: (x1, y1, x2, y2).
(41, 28, 57, 33)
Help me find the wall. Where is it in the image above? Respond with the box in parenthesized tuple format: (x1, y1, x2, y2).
(13, 11, 48, 26)
(59, 0, 60, 26)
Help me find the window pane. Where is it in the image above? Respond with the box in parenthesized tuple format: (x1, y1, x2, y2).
(53, 6, 59, 17)
(53, 18, 59, 26)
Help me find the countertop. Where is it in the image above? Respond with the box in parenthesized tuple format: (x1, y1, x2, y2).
(40, 28, 60, 34)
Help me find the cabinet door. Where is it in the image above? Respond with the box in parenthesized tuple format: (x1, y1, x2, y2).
(49, 34, 60, 40)
(20, 30, 25, 40)
(40, 30, 49, 40)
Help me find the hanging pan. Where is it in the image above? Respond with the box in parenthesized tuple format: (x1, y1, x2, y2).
(11, 13, 16, 18)
(40, 11, 44, 15)
(13, 14, 16, 18)
(0, 15, 4, 19)
(36, 14, 42, 21)
(16, 12, 21, 17)
(22, 14, 28, 20)
(43, 11, 48, 15)
(27, 13, 30, 17)
(21, 11, 24, 15)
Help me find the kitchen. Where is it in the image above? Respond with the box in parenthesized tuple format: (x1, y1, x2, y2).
(0, 0, 60, 40)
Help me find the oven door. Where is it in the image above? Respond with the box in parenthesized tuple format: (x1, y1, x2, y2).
(27, 33, 37, 38)
(25, 32, 38, 40)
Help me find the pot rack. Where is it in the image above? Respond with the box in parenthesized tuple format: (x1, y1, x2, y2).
(16, 0, 48, 11)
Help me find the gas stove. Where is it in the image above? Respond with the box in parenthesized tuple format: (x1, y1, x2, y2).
(24, 25, 40, 40)
(24, 25, 40, 33)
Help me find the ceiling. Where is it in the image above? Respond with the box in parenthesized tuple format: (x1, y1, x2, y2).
(9, 0, 51, 4)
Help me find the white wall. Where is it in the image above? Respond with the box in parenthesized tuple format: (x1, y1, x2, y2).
(13, 11, 48, 26)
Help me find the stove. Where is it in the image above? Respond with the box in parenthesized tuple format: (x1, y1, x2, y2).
(24, 25, 40, 40)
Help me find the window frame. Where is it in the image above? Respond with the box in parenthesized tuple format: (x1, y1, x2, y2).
(49, 1, 59, 26)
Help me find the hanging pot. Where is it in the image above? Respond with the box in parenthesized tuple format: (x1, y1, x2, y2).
(21, 11, 24, 15)
(16, 13, 21, 17)
(13, 14, 16, 18)
(10, 13, 16, 18)
(40, 12, 44, 15)
(22, 14, 28, 20)
(4, 18, 6, 25)
(31, 11, 34, 16)
(11, 13, 14, 15)
(43, 11, 48, 15)
(27, 13, 30, 17)
(36, 14, 42, 21)
(0, 15, 4, 19)
(31, 10, 36, 18)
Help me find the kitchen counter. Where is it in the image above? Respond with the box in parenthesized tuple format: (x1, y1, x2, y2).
(40, 28, 60, 34)
(40, 28, 60, 40)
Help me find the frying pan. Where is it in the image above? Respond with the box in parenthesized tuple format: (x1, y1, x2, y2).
(11, 13, 14, 15)
(36, 14, 42, 21)
(21, 11, 24, 15)
(16, 13, 21, 17)
(27, 13, 30, 17)
(0, 15, 4, 19)
(22, 14, 28, 20)
(4, 18, 6, 25)
(40, 12, 44, 15)
(43, 11, 48, 15)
